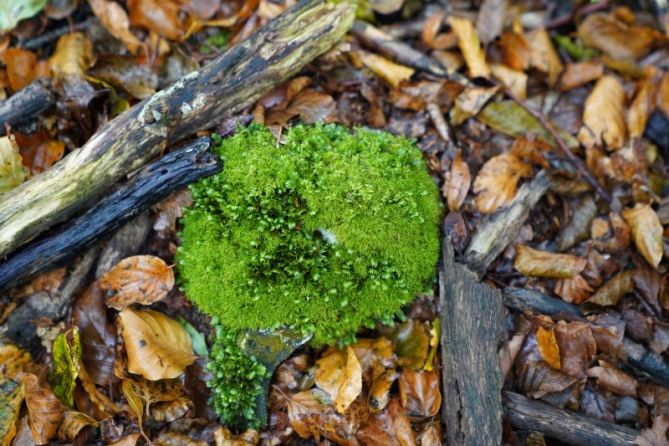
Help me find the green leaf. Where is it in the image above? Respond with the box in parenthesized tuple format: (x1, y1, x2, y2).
(0, 380, 24, 446)
(179, 318, 208, 357)
(553, 35, 599, 61)
(477, 100, 579, 149)
(50, 328, 81, 408)
(0, 137, 29, 194)
(0, 0, 47, 32)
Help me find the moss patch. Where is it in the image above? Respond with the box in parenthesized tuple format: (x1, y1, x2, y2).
(177, 124, 441, 345)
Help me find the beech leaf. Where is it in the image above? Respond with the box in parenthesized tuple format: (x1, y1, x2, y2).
(21, 373, 66, 444)
(473, 152, 532, 214)
(443, 150, 471, 211)
(118, 309, 196, 381)
(57, 410, 98, 441)
(88, 0, 143, 54)
(578, 75, 626, 151)
(398, 368, 441, 420)
(587, 270, 635, 307)
(622, 203, 663, 268)
(578, 13, 659, 61)
(448, 16, 490, 78)
(0, 380, 24, 446)
(514, 245, 586, 279)
(586, 360, 637, 397)
(357, 50, 414, 88)
(314, 346, 362, 414)
(536, 326, 561, 370)
(101, 255, 175, 310)
(527, 28, 563, 85)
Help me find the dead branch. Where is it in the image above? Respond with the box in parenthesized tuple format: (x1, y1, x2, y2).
(0, 78, 55, 134)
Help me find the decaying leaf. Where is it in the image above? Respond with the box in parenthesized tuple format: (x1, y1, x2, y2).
(554, 275, 593, 304)
(398, 368, 441, 420)
(578, 13, 660, 61)
(101, 255, 175, 310)
(499, 30, 529, 71)
(449, 85, 498, 126)
(578, 75, 626, 151)
(586, 360, 637, 397)
(536, 326, 560, 370)
(448, 16, 490, 78)
(443, 150, 471, 211)
(21, 373, 66, 444)
(150, 397, 192, 422)
(0, 380, 24, 446)
(557, 61, 604, 91)
(357, 50, 414, 88)
(636, 415, 669, 446)
(88, 0, 143, 53)
(628, 77, 658, 138)
(0, 136, 29, 194)
(3, 48, 38, 91)
(476, 0, 504, 45)
(57, 410, 98, 441)
(517, 361, 578, 400)
(382, 320, 427, 370)
(357, 397, 416, 446)
(118, 308, 196, 381)
(622, 203, 663, 268)
(527, 28, 563, 85)
(50, 32, 94, 79)
(50, 328, 81, 408)
(473, 152, 532, 214)
(0, 0, 47, 32)
(0, 342, 30, 381)
(128, 0, 183, 40)
(213, 426, 259, 446)
(554, 321, 596, 378)
(368, 369, 398, 413)
(314, 346, 362, 413)
(490, 63, 527, 99)
(587, 270, 635, 306)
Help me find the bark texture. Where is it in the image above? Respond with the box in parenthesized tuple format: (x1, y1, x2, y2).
(0, 0, 355, 259)
(0, 78, 55, 134)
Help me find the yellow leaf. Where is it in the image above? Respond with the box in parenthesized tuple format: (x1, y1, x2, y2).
(527, 28, 563, 85)
(443, 150, 471, 212)
(21, 373, 65, 445)
(622, 203, 663, 268)
(357, 50, 414, 88)
(88, 0, 143, 54)
(118, 309, 196, 381)
(314, 346, 363, 413)
(536, 327, 561, 369)
(628, 77, 658, 138)
(335, 346, 362, 414)
(0, 342, 30, 381)
(448, 16, 490, 78)
(578, 75, 626, 151)
(473, 152, 532, 213)
(578, 12, 660, 61)
(57, 410, 98, 442)
(101, 255, 175, 310)
(490, 63, 527, 99)
(50, 33, 94, 79)
(513, 245, 587, 279)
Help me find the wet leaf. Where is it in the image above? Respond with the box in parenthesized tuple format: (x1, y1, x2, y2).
(101, 255, 175, 310)
(578, 75, 626, 151)
(478, 100, 579, 149)
(3, 48, 37, 91)
(0, 0, 47, 32)
(586, 360, 637, 397)
(443, 150, 470, 211)
(314, 346, 362, 413)
(554, 321, 596, 378)
(89, 55, 158, 99)
(0, 136, 29, 194)
(128, 0, 183, 40)
(622, 204, 663, 268)
(557, 61, 604, 92)
(536, 326, 560, 370)
(118, 308, 196, 380)
(57, 410, 98, 441)
(517, 361, 578, 400)
(50, 328, 81, 408)
(636, 415, 669, 446)
(0, 342, 31, 381)
(21, 373, 66, 444)
(490, 63, 527, 99)
(554, 275, 593, 304)
(578, 13, 660, 61)
(476, 0, 504, 45)
(88, 0, 143, 54)
(382, 319, 427, 370)
(368, 369, 397, 413)
(357, 50, 414, 88)
(0, 380, 24, 446)
(50, 33, 94, 79)
(473, 152, 532, 214)
(448, 16, 490, 78)
(449, 85, 498, 126)
(398, 368, 441, 420)
(527, 28, 563, 85)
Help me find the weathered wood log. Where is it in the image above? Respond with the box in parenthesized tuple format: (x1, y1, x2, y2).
(0, 0, 355, 259)
(503, 287, 669, 386)
(94, 212, 152, 278)
(0, 78, 55, 134)
(440, 237, 504, 445)
(504, 391, 638, 445)
(465, 171, 549, 275)
(0, 138, 219, 291)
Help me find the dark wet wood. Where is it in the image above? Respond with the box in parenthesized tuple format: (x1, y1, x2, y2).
(0, 78, 55, 134)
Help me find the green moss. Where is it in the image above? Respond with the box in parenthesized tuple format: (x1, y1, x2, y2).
(177, 123, 441, 346)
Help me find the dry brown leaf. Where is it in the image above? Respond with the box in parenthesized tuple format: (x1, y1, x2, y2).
(628, 77, 659, 138)
(151, 397, 192, 422)
(578, 75, 626, 151)
(636, 415, 669, 446)
(398, 368, 441, 420)
(499, 31, 529, 71)
(623, 204, 663, 268)
(77, 360, 123, 416)
(588, 270, 635, 306)
(473, 152, 532, 214)
(118, 309, 196, 381)
(15, 131, 65, 175)
(154, 432, 208, 446)
(3, 48, 37, 91)
(0, 343, 30, 381)
(443, 150, 471, 211)
(418, 421, 442, 446)
(448, 16, 490, 78)
(490, 63, 527, 99)
(557, 61, 604, 91)
(357, 50, 414, 88)
(266, 89, 335, 126)
(536, 326, 560, 370)
(128, 0, 183, 40)
(314, 346, 362, 414)
(57, 410, 98, 441)
(109, 433, 140, 446)
(214, 426, 259, 446)
(88, 0, 143, 54)
(554, 274, 593, 304)
(388, 397, 416, 446)
(368, 368, 397, 412)
(527, 28, 563, 85)
(554, 321, 597, 378)
(476, 0, 504, 45)
(21, 373, 66, 444)
(50, 33, 94, 79)
(589, 312, 626, 357)
(578, 13, 660, 61)
(449, 85, 497, 125)
(586, 360, 637, 397)
(101, 255, 175, 310)
(514, 245, 586, 279)
(517, 361, 578, 399)
(422, 12, 444, 48)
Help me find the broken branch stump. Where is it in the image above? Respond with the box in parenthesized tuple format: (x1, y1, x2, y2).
(0, 0, 354, 259)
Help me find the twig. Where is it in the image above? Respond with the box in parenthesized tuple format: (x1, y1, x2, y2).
(545, 0, 613, 29)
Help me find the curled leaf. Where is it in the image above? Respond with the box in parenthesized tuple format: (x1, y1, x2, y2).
(586, 360, 637, 397)
(118, 309, 196, 381)
(443, 150, 471, 211)
(88, 0, 143, 54)
(50, 32, 94, 79)
(557, 61, 604, 91)
(473, 152, 532, 214)
(622, 203, 663, 268)
(57, 410, 98, 441)
(314, 346, 362, 414)
(22, 373, 66, 444)
(578, 13, 659, 61)
(578, 75, 626, 151)
(398, 368, 441, 420)
(101, 255, 175, 310)
(490, 63, 527, 99)
(449, 85, 498, 126)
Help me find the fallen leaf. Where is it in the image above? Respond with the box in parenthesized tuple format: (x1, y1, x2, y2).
(443, 150, 471, 211)
(578, 75, 626, 151)
(588, 270, 635, 306)
(634, 263, 662, 315)
(121, 379, 146, 437)
(536, 326, 560, 370)
(448, 16, 490, 78)
(127, 0, 183, 40)
(622, 204, 663, 268)
(0, 342, 31, 381)
(50, 33, 94, 79)
(499, 30, 529, 71)
(101, 255, 175, 310)
(21, 373, 66, 444)
(3, 48, 37, 91)
(557, 195, 598, 251)
(554, 321, 596, 378)
(150, 397, 192, 422)
(88, 0, 143, 54)
(14, 130, 65, 175)
(57, 410, 98, 441)
(109, 433, 140, 446)
(381, 320, 427, 370)
(154, 432, 208, 446)
(554, 275, 593, 304)
(398, 368, 441, 420)
(527, 28, 563, 85)
(0, 136, 29, 194)
(368, 368, 398, 412)
(578, 13, 660, 61)
(588, 312, 626, 357)
(76, 360, 123, 416)
(586, 360, 637, 397)
(417, 421, 441, 446)
(213, 426, 259, 446)
(0, 0, 47, 32)
(490, 63, 527, 99)
(557, 61, 604, 91)
(50, 328, 81, 408)
(422, 12, 444, 48)
(357, 50, 414, 88)
(89, 55, 158, 99)
(266, 89, 335, 126)
(473, 152, 533, 214)
(314, 346, 362, 414)
(118, 308, 196, 380)
(476, 0, 504, 45)
(636, 415, 669, 446)
(449, 85, 498, 126)
(0, 380, 24, 446)
(628, 77, 658, 138)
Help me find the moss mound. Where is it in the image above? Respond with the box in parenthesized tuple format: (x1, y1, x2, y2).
(177, 123, 441, 346)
